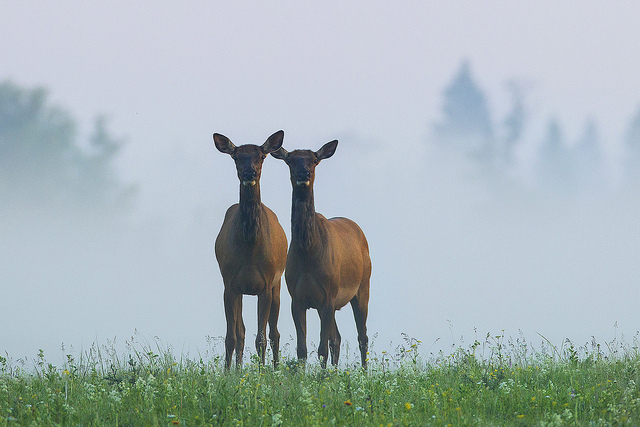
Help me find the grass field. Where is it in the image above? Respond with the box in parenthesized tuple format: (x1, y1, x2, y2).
(1, 332, 640, 426)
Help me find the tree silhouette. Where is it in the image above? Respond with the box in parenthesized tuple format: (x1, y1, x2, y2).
(0, 80, 133, 217)
(77, 116, 134, 212)
(573, 118, 605, 194)
(433, 61, 494, 163)
(536, 118, 575, 194)
(501, 80, 527, 166)
(623, 105, 640, 185)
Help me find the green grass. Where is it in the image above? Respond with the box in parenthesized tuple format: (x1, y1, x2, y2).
(1, 332, 640, 426)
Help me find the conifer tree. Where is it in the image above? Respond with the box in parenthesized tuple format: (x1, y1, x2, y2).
(433, 61, 494, 163)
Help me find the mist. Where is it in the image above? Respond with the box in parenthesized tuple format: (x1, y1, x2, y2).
(3, 112, 639, 366)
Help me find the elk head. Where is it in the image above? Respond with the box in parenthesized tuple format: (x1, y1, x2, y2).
(271, 140, 338, 187)
(214, 130, 284, 186)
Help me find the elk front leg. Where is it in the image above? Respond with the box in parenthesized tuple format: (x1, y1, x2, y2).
(256, 290, 272, 365)
(223, 289, 242, 370)
(330, 322, 341, 367)
(235, 295, 245, 368)
(268, 280, 281, 368)
(318, 305, 338, 369)
(291, 300, 307, 363)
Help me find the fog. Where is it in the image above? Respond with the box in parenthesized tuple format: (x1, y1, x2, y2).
(2, 2, 640, 365)
(3, 130, 639, 365)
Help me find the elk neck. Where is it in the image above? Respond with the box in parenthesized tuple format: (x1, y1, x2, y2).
(239, 181, 262, 243)
(291, 183, 317, 252)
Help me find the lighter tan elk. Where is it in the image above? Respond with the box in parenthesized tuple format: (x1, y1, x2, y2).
(213, 130, 288, 369)
(272, 140, 371, 368)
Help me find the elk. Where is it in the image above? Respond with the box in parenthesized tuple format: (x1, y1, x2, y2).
(213, 130, 288, 370)
(272, 140, 371, 368)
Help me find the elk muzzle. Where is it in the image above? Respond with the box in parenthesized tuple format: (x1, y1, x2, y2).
(294, 170, 311, 186)
(241, 171, 258, 186)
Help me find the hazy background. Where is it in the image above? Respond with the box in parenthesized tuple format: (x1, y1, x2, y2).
(2, 2, 640, 364)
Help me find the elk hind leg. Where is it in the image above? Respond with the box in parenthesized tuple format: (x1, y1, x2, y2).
(351, 295, 369, 368)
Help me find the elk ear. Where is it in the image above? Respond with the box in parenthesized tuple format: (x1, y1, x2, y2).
(270, 147, 289, 160)
(316, 140, 338, 161)
(261, 130, 284, 154)
(213, 133, 236, 155)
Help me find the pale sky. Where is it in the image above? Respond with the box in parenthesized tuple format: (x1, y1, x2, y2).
(2, 2, 640, 363)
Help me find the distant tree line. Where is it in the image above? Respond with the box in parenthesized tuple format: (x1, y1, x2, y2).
(3, 68, 639, 221)
(431, 61, 640, 195)
(0, 80, 134, 219)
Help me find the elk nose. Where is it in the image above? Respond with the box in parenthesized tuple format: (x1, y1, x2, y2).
(242, 170, 257, 180)
(297, 170, 311, 180)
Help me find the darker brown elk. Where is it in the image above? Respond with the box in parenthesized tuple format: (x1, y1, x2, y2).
(272, 140, 371, 368)
(213, 130, 288, 370)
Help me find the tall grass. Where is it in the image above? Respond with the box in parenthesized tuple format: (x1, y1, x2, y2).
(2, 332, 640, 425)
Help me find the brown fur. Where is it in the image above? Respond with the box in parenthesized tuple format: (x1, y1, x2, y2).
(272, 141, 371, 368)
(213, 131, 288, 369)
